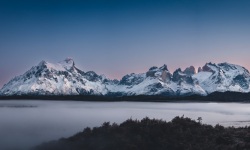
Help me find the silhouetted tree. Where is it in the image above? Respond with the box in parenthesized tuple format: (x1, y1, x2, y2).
(34, 116, 250, 150)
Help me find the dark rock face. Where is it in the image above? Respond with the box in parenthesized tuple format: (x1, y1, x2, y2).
(172, 68, 182, 82)
(146, 65, 170, 79)
(234, 75, 249, 89)
(218, 63, 237, 71)
(183, 66, 196, 76)
(35, 67, 44, 78)
(75, 67, 85, 76)
(149, 66, 158, 71)
(147, 83, 163, 93)
(43, 70, 54, 79)
(201, 64, 216, 73)
(146, 71, 156, 77)
(184, 76, 194, 84)
(161, 70, 172, 83)
(120, 74, 132, 85)
(172, 68, 193, 84)
(64, 58, 75, 66)
(159, 64, 168, 71)
(76, 88, 88, 95)
(243, 67, 250, 73)
(202, 65, 212, 72)
(111, 79, 119, 84)
(84, 71, 101, 82)
(38, 60, 47, 69)
(119, 74, 144, 86)
(198, 67, 202, 72)
(102, 78, 110, 84)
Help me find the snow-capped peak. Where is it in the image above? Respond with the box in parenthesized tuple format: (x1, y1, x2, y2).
(59, 58, 75, 70)
(183, 66, 196, 75)
(36, 58, 76, 72)
(159, 64, 168, 71)
(57, 58, 75, 70)
(1, 60, 250, 97)
(193, 62, 250, 94)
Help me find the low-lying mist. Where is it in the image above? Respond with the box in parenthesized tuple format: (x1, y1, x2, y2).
(0, 100, 249, 150)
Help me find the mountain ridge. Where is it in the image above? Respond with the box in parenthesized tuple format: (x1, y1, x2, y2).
(1, 58, 250, 97)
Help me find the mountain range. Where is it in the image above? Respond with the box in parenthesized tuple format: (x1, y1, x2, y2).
(1, 58, 250, 97)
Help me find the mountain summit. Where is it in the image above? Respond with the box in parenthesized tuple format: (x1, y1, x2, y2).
(1, 59, 250, 96)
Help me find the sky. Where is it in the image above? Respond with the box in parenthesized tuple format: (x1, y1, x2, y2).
(1, 0, 250, 87)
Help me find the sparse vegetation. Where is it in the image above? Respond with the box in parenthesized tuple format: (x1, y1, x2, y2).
(35, 116, 250, 150)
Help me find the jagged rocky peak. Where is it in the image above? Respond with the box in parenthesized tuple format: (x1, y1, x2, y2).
(146, 66, 157, 77)
(38, 60, 47, 66)
(28, 58, 82, 83)
(148, 66, 158, 71)
(159, 64, 168, 71)
(218, 62, 236, 70)
(62, 57, 75, 65)
(83, 71, 102, 82)
(59, 58, 75, 70)
(157, 64, 171, 82)
(146, 64, 169, 77)
(64, 57, 74, 64)
(35, 58, 76, 72)
(172, 68, 193, 84)
(218, 62, 250, 73)
(172, 68, 182, 81)
(183, 66, 196, 75)
(120, 73, 134, 85)
(198, 62, 249, 74)
(146, 64, 171, 83)
(119, 73, 145, 86)
(36, 60, 50, 70)
(161, 70, 172, 83)
(198, 67, 202, 72)
(199, 62, 216, 73)
(1, 60, 250, 97)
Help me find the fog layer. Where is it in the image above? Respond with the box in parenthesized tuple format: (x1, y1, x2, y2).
(0, 100, 250, 149)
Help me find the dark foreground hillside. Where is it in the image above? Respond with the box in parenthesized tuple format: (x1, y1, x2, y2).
(34, 117, 250, 150)
(2, 91, 250, 102)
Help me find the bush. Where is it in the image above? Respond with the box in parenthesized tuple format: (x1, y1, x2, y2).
(34, 116, 250, 150)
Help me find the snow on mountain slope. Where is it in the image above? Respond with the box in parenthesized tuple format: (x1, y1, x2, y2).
(0, 58, 111, 95)
(193, 62, 250, 94)
(0, 59, 250, 96)
(106, 65, 206, 96)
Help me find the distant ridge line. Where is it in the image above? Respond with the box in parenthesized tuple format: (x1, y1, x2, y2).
(1, 91, 250, 102)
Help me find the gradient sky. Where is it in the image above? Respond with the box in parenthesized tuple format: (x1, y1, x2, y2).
(1, 0, 250, 88)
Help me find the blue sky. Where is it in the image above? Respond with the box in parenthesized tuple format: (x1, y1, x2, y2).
(1, 0, 250, 87)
